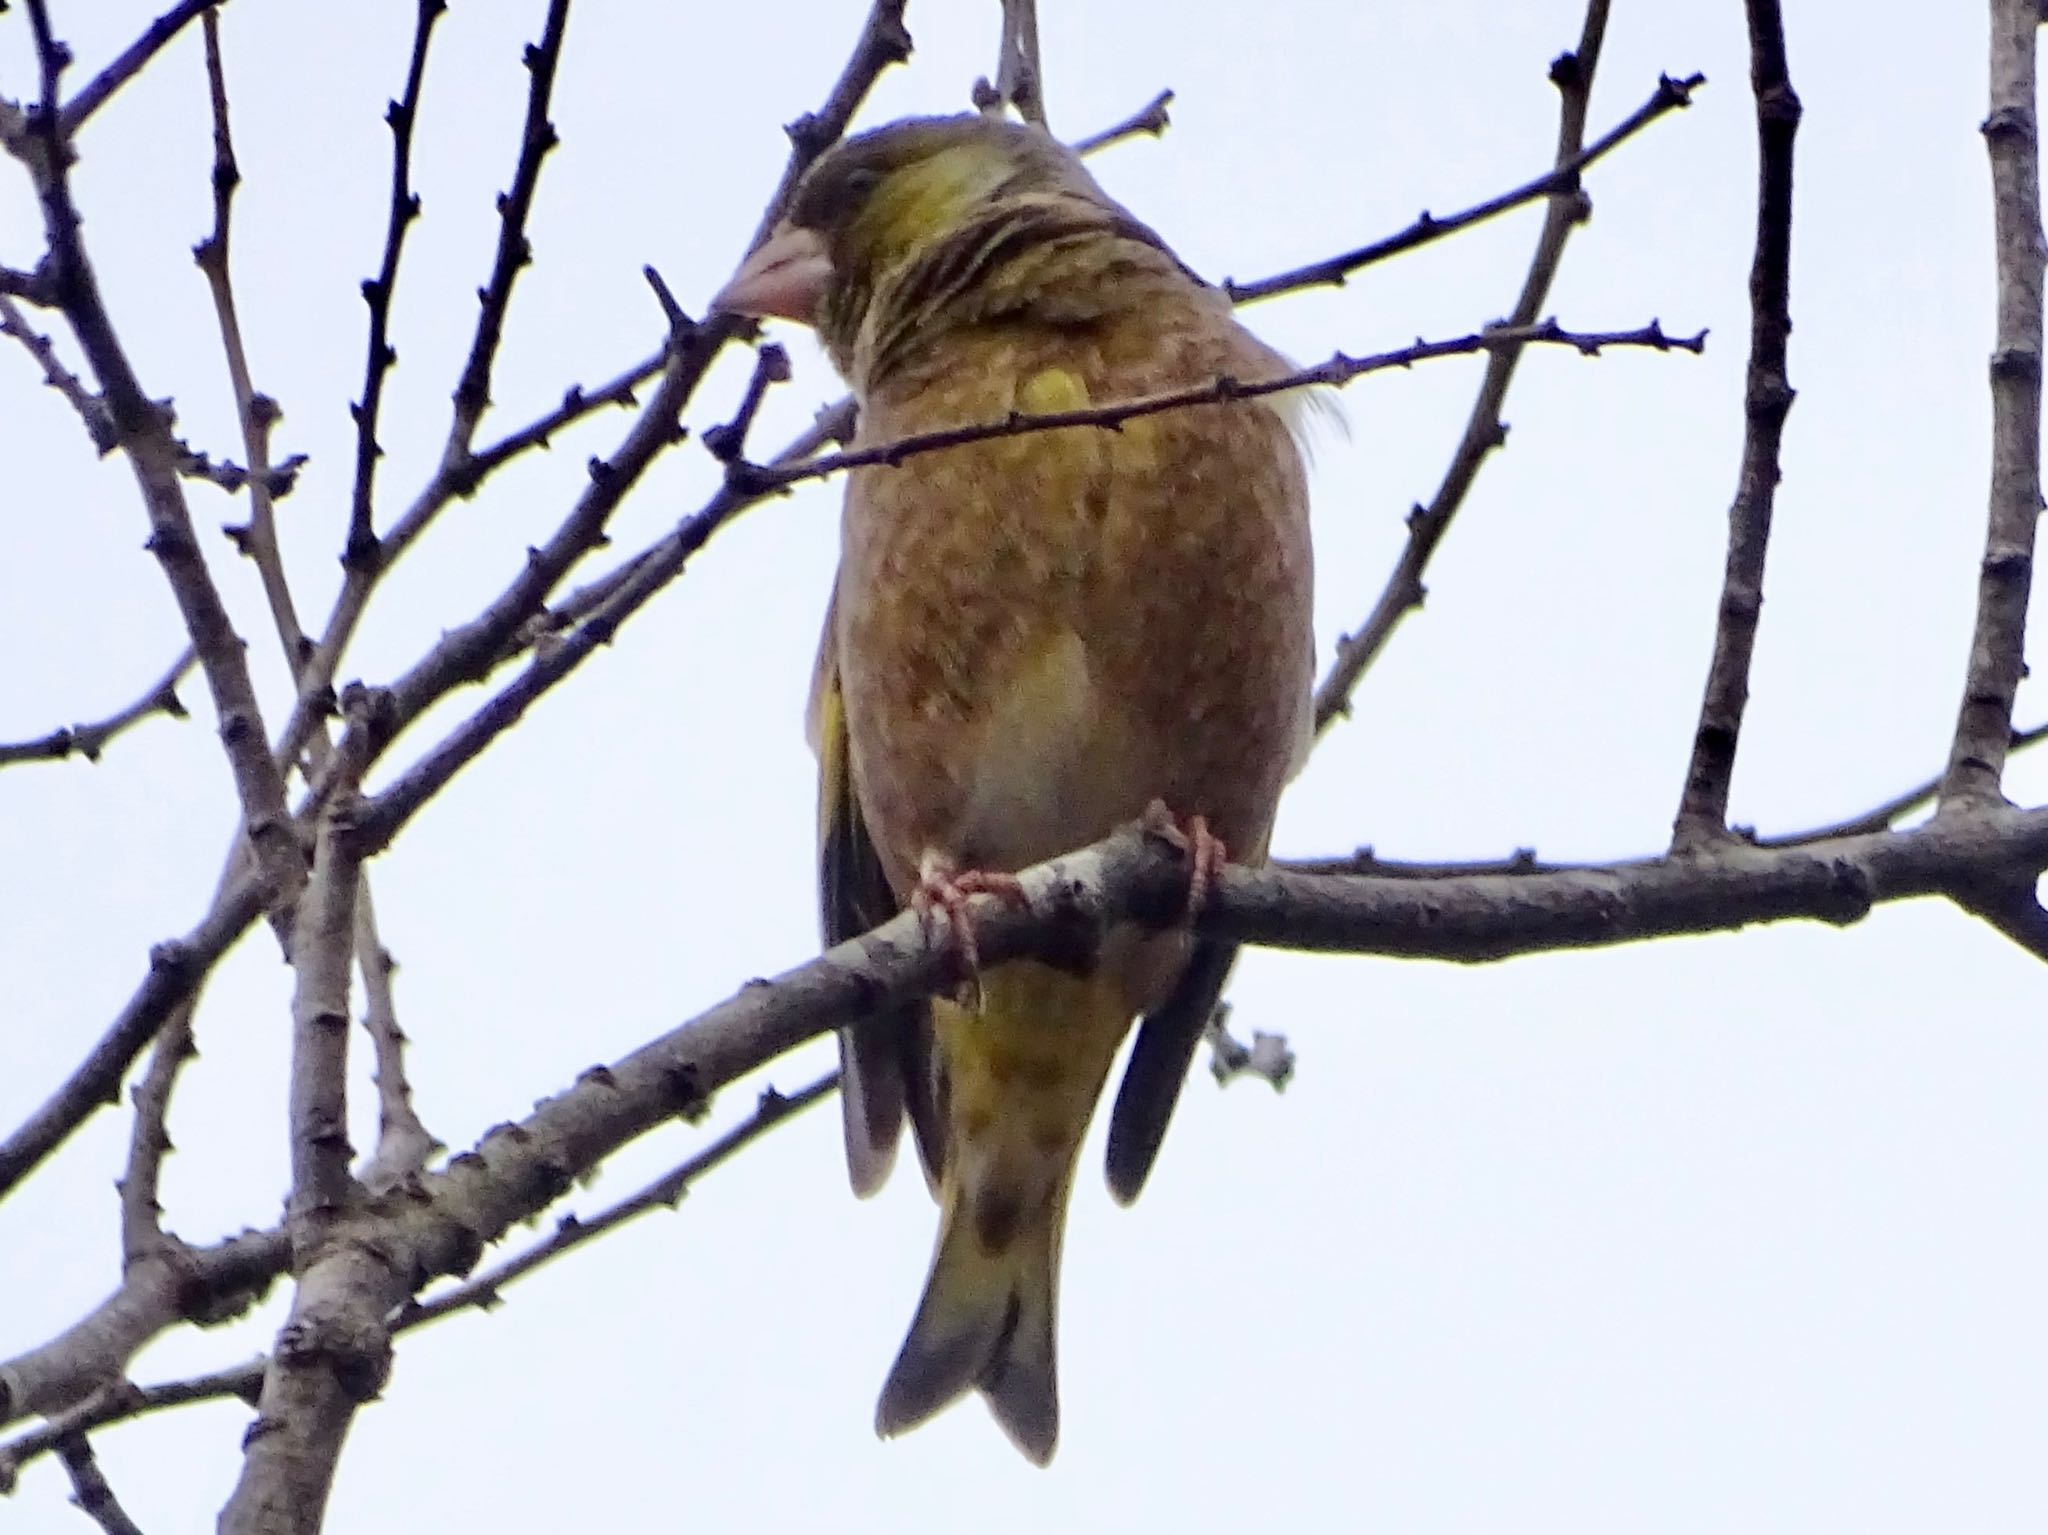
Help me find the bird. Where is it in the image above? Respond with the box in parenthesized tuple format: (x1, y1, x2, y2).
(712, 113, 1315, 1466)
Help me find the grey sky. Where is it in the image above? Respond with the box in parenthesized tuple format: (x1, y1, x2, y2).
(4, 2, 2045, 1530)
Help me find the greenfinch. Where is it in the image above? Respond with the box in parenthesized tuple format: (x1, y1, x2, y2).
(713, 114, 1314, 1465)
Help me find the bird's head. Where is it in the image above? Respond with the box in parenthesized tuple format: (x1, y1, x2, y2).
(712, 114, 1175, 383)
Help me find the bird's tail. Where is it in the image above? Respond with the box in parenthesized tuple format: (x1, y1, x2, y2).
(875, 1158, 1071, 1464)
(874, 961, 1131, 1466)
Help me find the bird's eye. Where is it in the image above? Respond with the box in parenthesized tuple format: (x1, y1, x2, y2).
(842, 167, 882, 202)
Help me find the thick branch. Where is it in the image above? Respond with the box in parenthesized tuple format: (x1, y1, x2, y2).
(181, 800, 2048, 1403)
(1669, 0, 1800, 848)
(0, 1228, 284, 1429)
(1943, 0, 2046, 807)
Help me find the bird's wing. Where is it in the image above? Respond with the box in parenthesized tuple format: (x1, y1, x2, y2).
(813, 590, 945, 1195)
(1104, 936, 1239, 1203)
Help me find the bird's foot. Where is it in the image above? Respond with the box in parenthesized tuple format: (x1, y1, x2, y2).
(1141, 800, 1228, 921)
(913, 856, 1030, 1009)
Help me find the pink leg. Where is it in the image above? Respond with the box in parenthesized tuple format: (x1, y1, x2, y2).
(1142, 800, 1229, 920)
(912, 855, 1030, 1006)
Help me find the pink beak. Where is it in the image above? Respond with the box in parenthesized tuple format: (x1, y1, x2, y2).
(710, 221, 834, 325)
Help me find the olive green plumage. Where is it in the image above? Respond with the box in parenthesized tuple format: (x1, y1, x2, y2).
(715, 113, 1314, 1464)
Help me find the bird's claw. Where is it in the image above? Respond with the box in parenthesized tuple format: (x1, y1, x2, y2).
(913, 860, 1030, 1009)
(1141, 799, 1227, 922)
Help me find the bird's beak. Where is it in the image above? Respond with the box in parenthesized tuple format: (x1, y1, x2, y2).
(710, 221, 834, 325)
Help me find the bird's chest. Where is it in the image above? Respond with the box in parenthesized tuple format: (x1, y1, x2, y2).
(833, 348, 1306, 885)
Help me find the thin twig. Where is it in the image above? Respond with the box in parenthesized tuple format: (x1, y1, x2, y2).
(0, 291, 115, 451)
(0, 1366, 266, 1494)
(1070, 88, 1173, 156)
(195, 13, 307, 672)
(270, 0, 909, 788)
(745, 319, 1701, 497)
(0, 647, 194, 769)
(344, 0, 445, 570)
(460, 349, 662, 492)
(54, 1434, 146, 1535)
(1942, 0, 2046, 809)
(0, 263, 56, 303)
(397, 1073, 836, 1330)
(1758, 721, 2048, 845)
(352, 886, 439, 1193)
(113, 1009, 189, 1265)
(1311, 0, 1617, 734)
(445, 0, 571, 459)
(1226, 70, 1702, 304)
(757, 0, 912, 251)
(57, 0, 223, 138)
(1669, 0, 1800, 850)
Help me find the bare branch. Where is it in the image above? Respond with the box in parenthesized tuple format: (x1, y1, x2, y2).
(746, 319, 1701, 497)
(54, 1434, 146, 1535)
(0, 262, 57, 304)
(0, 646, 194, 769)
(0, 1366, 266, 1495)
(979, 0, 1048, 127)
(286, 808, 368, 1224)
(0, 291, 116, 451)
(1312, 0, 1617, 734)
(0, 1227, 284, 1429)
(397, 1073, 836, 1331)
(446, 0, 571, 457)
(0, 878, 264, 1203)
(0, 1076, 835, 1484)
(1227, 69, 1703, 305)
(271, 0, 909, 787)
(113, 1007, 189, 1264)
(1759, 721, 2048, 845)
(1071, 88, 1173, 156)
(461, 349, 663, 491)
(756, 0, 912, 250)
(19, 0, 308, 929)
(57, 0, 223, 138)
(194, 12, 308, 672)
(1669, 0, 1800, 848)
(344, 0, 446, 570)
(217, 802, 373, 1534)
(1943, 0, 2046, 808)
(352, 887, 439, 1193)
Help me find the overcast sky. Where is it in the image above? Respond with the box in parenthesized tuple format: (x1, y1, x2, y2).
(5, 2, 2047, 1531)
